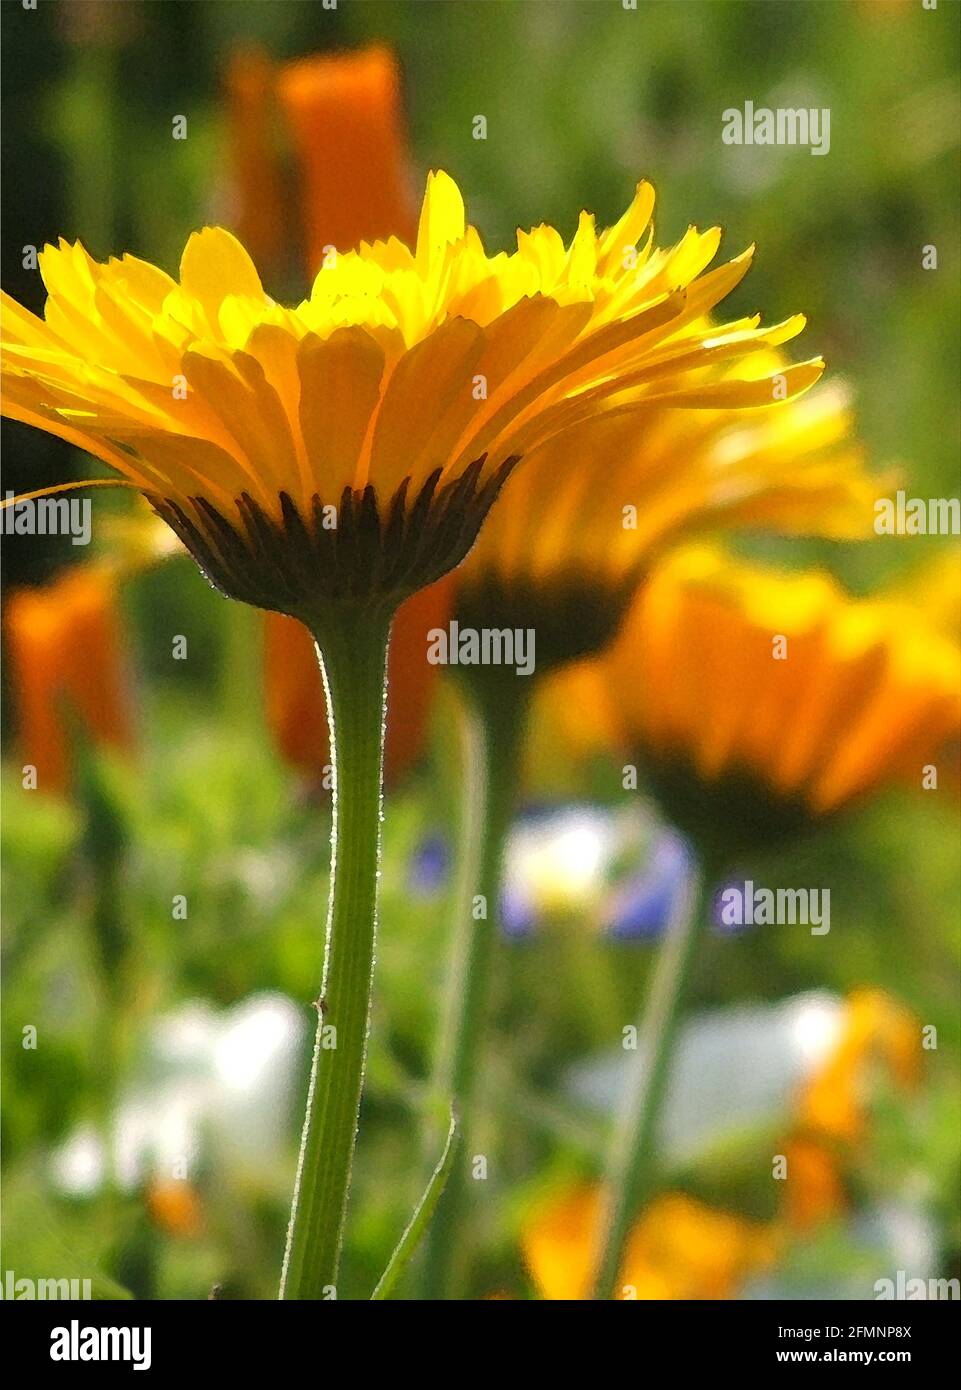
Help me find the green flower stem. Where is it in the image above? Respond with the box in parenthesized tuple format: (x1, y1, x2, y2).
(592, 862, 714, 1299)
(420, 673, 530, 1299)
(280, 607, 392, 1300)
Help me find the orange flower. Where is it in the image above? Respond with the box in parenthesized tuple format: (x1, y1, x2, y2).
(276, 45, 417, 274)
(778, 988, 921, 1236)
(564, 546, 960, 855)
(146, 1177, 204, 1239)
(456, 375, 876, 676)
(797, 988, 920, 1144)
(223, 47, 287, 272)
(781, 1137, 846, 1232)
(522, 1185, 775, 1301)
(265, 575, 451, 786)
(620, 1192, 777, 1301)
(225, 44, 417, 280)
(5, 566, 135, 795)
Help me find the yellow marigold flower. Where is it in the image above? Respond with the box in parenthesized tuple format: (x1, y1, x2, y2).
(522, 1186, 775, 1301)
(456, 370, 876, 672)
(587, 547, 961, 855)
(1, 173, 823, 619)
(4, 566, 135, 794)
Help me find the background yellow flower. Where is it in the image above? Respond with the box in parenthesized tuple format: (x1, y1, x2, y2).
(581, 546, 960, 853)
(455, 372, 877, 672)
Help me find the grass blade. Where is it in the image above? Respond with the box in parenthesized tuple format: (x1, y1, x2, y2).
(370, 1108, 458, 1300)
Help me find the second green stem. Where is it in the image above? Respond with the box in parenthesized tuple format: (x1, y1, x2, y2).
(592, 864, 712, 1298)
(420, 673, 529, 1298)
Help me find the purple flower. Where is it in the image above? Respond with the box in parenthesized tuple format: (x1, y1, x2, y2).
(408, 834, 450, 898)
(604, 830, 695, 940)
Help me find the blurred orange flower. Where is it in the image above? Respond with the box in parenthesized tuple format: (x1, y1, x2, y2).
(225, 44, 416, 281)
(567, 546, 960, 855)
(224, 47, 287, 271)
(523, 985, 921, 1297)
(781, 988, 921, 1233)
(277, 45, 417, 273)
(5, 566, 135, 795)
(797, 987, 921, 1144)
(146, 1177, 205, 1239)
(780, 1136, 846, 1232)
(523, 1186, 775, 1301)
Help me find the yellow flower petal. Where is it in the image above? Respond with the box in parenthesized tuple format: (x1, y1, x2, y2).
(179, 226, 266, 324)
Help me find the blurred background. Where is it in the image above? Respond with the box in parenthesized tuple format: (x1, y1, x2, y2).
(2, 0, 959, 1300)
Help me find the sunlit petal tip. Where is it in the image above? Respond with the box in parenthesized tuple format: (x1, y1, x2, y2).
(179, 226, 265, 310)
(795, 356, 827, 387)
(753, 311, 806, 343)
(416, 169, 467, 261)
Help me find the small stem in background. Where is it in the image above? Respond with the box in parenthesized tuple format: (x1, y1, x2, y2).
(74, 732, 133, 1133)
(592, 862, 714, 1300)
(222, 600, 263, 741)
(279, 607, 391, 1300)
(55, 34, 116, 257)
(419, 672, 530, 1299)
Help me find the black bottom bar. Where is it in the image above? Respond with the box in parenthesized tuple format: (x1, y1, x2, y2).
(4, 1297, 956, 1374)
